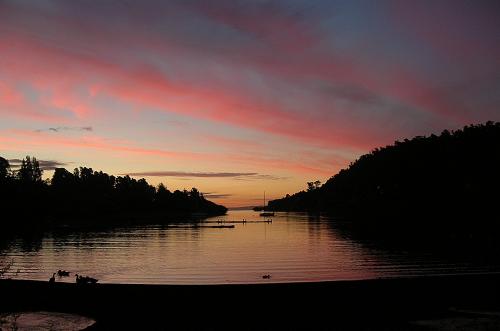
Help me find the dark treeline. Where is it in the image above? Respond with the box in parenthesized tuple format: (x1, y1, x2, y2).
(0, 157, 227, 228)
(269, 122, 500, 230)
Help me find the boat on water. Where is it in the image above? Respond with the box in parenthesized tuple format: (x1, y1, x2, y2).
(259, 191, 275, 217)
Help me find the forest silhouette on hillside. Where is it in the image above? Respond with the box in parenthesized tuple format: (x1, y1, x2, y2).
(0, 158, 227, 229)
(269, 122, 500, 231)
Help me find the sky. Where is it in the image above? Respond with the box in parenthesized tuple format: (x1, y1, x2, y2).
(1, 0, 499, 207)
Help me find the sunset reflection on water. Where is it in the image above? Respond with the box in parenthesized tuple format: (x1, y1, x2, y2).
(1, 210, 493, 284)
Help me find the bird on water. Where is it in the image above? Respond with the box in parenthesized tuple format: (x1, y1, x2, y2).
(57, 270, 70, 277)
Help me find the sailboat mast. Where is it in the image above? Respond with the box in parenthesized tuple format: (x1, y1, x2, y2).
(263, 191, 266, 210)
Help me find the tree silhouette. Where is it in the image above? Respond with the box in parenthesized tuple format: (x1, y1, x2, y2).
(0, 157, 10, 180)
(17, 156, 43, 183)
(269, 122, 500, 230)
(307, 181, 321, 192)
(0, 157, 227, 230)
(51, 168, 76, 187)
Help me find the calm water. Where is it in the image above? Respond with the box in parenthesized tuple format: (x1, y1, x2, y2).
(1, 210, 498, 284)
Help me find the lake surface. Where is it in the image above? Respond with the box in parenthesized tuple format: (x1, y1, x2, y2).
(1, 210, 498, 284)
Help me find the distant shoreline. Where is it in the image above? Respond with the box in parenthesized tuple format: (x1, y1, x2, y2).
(0, 209, 228, 233)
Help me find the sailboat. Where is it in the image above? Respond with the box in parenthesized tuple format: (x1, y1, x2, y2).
(259, 191, 275, 217)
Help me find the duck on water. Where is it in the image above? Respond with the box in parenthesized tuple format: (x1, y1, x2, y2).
(75, 274, 98, 285)
(57, 270, 70, 277)
(48, 270, 98, 284)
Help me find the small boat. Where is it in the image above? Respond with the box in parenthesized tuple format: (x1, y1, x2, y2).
(259, 191, 275, 217)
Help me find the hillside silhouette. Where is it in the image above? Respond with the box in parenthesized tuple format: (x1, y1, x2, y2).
(0, 158, 227, 229)
(269, 122, 500, 230)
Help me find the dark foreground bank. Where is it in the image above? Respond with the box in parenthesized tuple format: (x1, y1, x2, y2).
(1, 273, 500, 330)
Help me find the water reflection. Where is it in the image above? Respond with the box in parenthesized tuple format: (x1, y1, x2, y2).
(1, 210, 499, 284)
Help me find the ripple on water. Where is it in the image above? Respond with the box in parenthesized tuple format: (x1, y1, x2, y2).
(2, 210, 500, 284)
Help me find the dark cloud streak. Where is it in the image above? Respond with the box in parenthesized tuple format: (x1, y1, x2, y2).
(8, 159, 70, 171)
(202, 192, 233, 199)
(36, 126, 93, 133)
(123, 171, 286, 180)
(125, 171, 257, 178)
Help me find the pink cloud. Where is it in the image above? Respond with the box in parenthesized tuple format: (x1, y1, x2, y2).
(186, 1, 319, 51)
(1, 1, 496, 158)
(0, 80, 23, 106)
(0, 79, 73, 123)
(389, 1, 500, 68)
(0, 30, 436, 156)
(201, 135, 263, 151)
(1, 129, 337, 176)
(1, 129, 201, 160)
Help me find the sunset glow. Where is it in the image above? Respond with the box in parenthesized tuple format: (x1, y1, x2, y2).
(1, 1, 499, 207)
